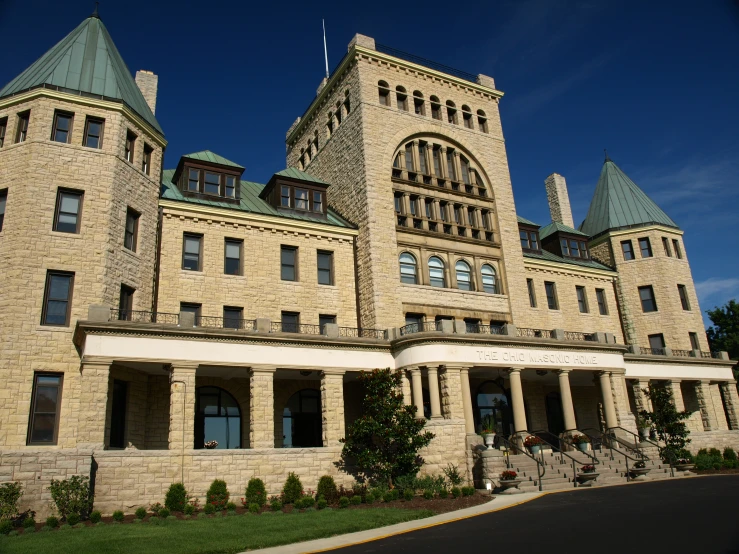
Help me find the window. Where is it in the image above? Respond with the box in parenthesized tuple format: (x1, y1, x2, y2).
(432, 146, 442, 176)
(396, 86, 408, 111)
(224, 239, 242, 275)
(439, 201, 448, 221)
(418, 143, 428, 174)
(453, 204, 461, 224)
(16, 111, 30, 143)
(428, 256, 446, 287)
(196, 386, 241, 449)
(83, 116, 103, 148)
(118, 284, 135, 320)
(313, 130, 319, 152)
(142, 144, 153, 175)
(394, 192, 403, 214)
(0, 117, 6, 147)
(280, 185, 291, 208)
(462, 106, 473, 129)
(520, 229, 539, 251)
(639, 237, 653, 258)
(312, 191, 323, 213)
(405, 143, 414, 171)
(319, 314, 336, 331)
(281, 246, 297, 281)
(638, 285, 658, 312)
(405, 313, 424, 332)
(180, 302, 202, 325)
(430, 96, 441, 120)
(42, 271, 74, 326)
(455, 260, 473, 291)
(223, 306, 243, 330)
(689, 332, 700, 351)
(576, 286, 589, 313)
(596, 288, 608, 315)
(344, 91, 351, 114)
(53, 189, 83, 233)
(678, 284, 691, 310)
(317, 250, 333, 285)
(125, 130, 136, 162)
(124, 208, 139, 251)
(204, 172, 220, 195)
(225, 175, 236, 198)
(544, 281, 558, 310)
(413, 91, 425, 115)
(527, 278, 537, 307)
(560, 238, 570, 257)
(563, 239, 588, 258)
(326, 113, 334, 137)
(446, 101, 457, 124)
(477, 110, 488, 133)
(378, 81, 390, 105)
(334, 105, 341, 126)
(182, 233, 202, 271)
(425, 199, 433, 219)
(648, 334, 665, 351)
(467, 207, 477, 227)
(188, 168, 200, 191)
(672, 239, 682, 259)
(27, 373, 63, 445)
(109, 380, 127, 448)
(52, 111, 73, 143)
(460, 157, 471, 184)
(481, 264, 498, 294)
(446, 150, 457, 180)
(295, 189, 309, 210)
(399, 252, 418, 284)
(621, 240, 635, 261)
(281, 311, 300, 333)
(283, 389, 321, 447)
(662, 237, 672, 257)
(0, 189, 6, 231)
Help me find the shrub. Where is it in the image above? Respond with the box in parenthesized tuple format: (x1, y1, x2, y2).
(165, 483, 188, 513)
(183, 504, 195, 516)
(451, 486, 461, 498)
(317, 476, 338, 503)
(415, 475, 446, 494)
(350, 495, 362, 505)
(158, 508, 170, 518)
(248, 503, 260, 514)
(134, 507, 147, 519)
(203, 503, 215, 515)
(282, 473, 303, 504)
(423, 490, 433, 500)
(338, 496, 350, 509)
(89, 511, 102, 524)
(364, 494, 374, 505)
(438, 488, 449, 499)
(394, 474, 417, 494)
(442, 464, 463, 486)
(0, 519, 13, 536)
(112, 510, 124, 522)
(371, 487, 384, 501)
(66, 513, 80, 526)
(461, 486, 474, 497)
(302, 495, 315, 508)
(724, 447, 737, 461)
(22, 516, 36, 529)
(640, 386, 693, 454)
(294, 498, 305, 510)
(708, 448, 722, 458)
(403, 488, 414, 501)
(317, 498, 328, 510)
(150, 502, 163, 515)
(206, 480, 229, 511)
(270, 500, 283, 512)
(0, 482, 23, 521)
(245, 478, 267, 507)
(226, 502, 237, 511)
(45, 516, 59, 529)
(49, 476, 92, 520)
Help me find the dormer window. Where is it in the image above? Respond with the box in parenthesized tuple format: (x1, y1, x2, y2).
(204, 172, 220, 194)
(519, 228, 541, 253)
(295, 189, 309, 210)
(560, 237, 589, 259)
(312, 191, 323, 213)
(281, 185, 291, 208)
(174, 153, 244, 202)
(188, 169, 199, 191)
(261, 171, 329, 218)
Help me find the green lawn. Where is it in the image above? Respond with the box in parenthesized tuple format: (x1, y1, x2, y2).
(0, 509, 433, 554)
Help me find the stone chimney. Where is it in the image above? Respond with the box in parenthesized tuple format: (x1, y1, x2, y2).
(135, 70, 158, 115)
(316, 77, 328, 96)
(544, 173, 574, 228)
(348, 33, 375, 51)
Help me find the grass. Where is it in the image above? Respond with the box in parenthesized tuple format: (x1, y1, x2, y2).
(0, 508, 433, 554)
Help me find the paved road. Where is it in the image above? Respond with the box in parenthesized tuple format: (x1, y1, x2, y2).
(335, 476, 739, 554)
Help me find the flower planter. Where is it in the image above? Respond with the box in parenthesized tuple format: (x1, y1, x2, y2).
(483, 433, 496, 450)
(675, 463, 695, 472)
(576, 472, 599, 486)
(498, 479, 521, 492)
(638, 429, 650, 441)
(629, 467, 651, 479)
(576, 443, 589, 452)
(528, 445, 541, 456)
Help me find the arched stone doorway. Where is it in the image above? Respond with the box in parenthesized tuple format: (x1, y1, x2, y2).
(195, 386, 241, 449)
(283, 389, 322, 447)
(474, 380, 513, 435)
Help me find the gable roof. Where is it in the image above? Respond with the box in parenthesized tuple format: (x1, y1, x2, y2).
(0, 15, 163, 134)
(516, 215, 539, 227)
(579, 158, 678, 237)
(539, 221, 589, 240)
(182, 150, 243, 169)
(275, 167, 329, 185)
(523, 249, 614, 272)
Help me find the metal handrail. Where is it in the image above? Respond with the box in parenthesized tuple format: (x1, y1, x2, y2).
(602, 427, 649, 462)
(111, 309, 180, 325)
(615, 425, 679, 478)
(338, 327, 387, 339)
(528, 430, 598, 488)
(465, 324, 504, 335)
(517, 327, 553, 339)
(530, 429, 601, 467)
(497, 434, 545, 492)
(581, 427, 642, 481)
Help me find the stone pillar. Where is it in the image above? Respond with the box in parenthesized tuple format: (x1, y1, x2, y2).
(169, 363, 197, 450)
(439, 365, 465, 420)
(410, 367, 424, 419)
(720, 382, 739, 430)
(321, 370, 345, 446)
(598, 371, 618, 429)
(400, 371, 412, 406)
(460, 367, 476, 433)
(667, 379, 685, 411)
(250, 367, 276, 448)
(695, 380, 719, 431)
(631, 379, 652, 413)
(427, 366, 442, 419)
(507, 368, 528, 433)
(77, 361, 111, 449)
(556, 370, 577, 432)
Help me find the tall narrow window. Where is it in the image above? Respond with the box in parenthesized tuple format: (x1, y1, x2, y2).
(596, 288, 608, 315)
(344, 91, 351, 114)
(439, 201, 448, 221)
(430, 96, 441, 120)
(281, 311, 300, 332)
(404, 143, 414, 171)
(109, 380, 128, 448)
(124, 208, 139, 251)
(453, 204, 461, 224)
(527, 278, 537, 307)
(460, 157, 470, 184)
(204, 172, 220, 195)
(125, 130, 136, 163)
(224, 239, 242, 275)
(188, 168, 200, 191)
(225, 175, 236, 198)
(455, 260, 473, 291)
(418, 144, 428, 174)
(678, 284, 691, 310)
(446, 101, 457, 124)
(52, 111, 73, 143)
(672, 239, 682, 259)
(569, 240, 581, 258)
(561, 238, 570, 257)
(27, 373, 63, 445)
(182, 233, 202, 271)
(467, 207, 477, 227)
(42, 271, 74, 326)
(378, 81, 390, 106)
(462, 106, 473, 129)
(394, 193, 403, 214)
(281, 185, 291, 208)
(326, 113, 334, 138)
(53, 189, 83, 233)
(223, 306, 243, 330)
(413, 91, 425, 115)
(0, 189, 6, 231)
(662, 237, 672, 257)
(425, 199, 434, 219)
(313, 130, 319, 152)
(399, 253, 418, 284)
(396, 86, 408, 111)
(477, 110, 488, 133)
(118, 284, 135, 320)
(648, 334, 665, 352)
(446, 150, 457, 180)
(312, 191, 323, 213)
(317, 250, 334, 285)
(319, 314, 336, 331)
(409, 196, 419, 217)
(638, 285, 658, 312)
(281, 246, 297, 281)
(621, 240, 635, 261)
(428, 256, 446, 287)
(576, 286, 589, 313)
(15, 111, 30, 143)
(481, 264, 498, 294)
(689, 332, 700, 351)
(0, 117, 7, 147)
(180, 302, 202, 326)
(638, 237, 653, 258)
(432, 146, 442, 176)
(545, 281, 558, 310)
(142, 144, 153, 175)
(83, 116, 103, 148)
(295, 189, 309, 210)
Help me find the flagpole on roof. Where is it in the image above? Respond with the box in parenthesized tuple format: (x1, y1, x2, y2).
(323, 19, 329, 79)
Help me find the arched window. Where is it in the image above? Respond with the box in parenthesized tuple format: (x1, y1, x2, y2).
(481, 264, 498, 294)
(305, 141, 312, 162)
(455, 260, 473, 291)
(446, 101, 457, 124)
(413, 91, 425, 116)
(477, 109, 488, 133)
(460, 156, 471, 185)
(462, 105, 473, 129)
(326, 112, 334, 138)
(283, 389, 322, 447)
(430, 96, 441, 120)
(475, 380, 512, 435)
(399, 252, 418, 284)
(313, 130, 318, 153)
(335, 101, 342, 124)
(344, 90, 351, 114)
(378, 81, 390, 106)
(299, 148, 305, 170)
(396, 86, 408, 111)
(195, 386, 241, 449)
(428, 256, 446, 287)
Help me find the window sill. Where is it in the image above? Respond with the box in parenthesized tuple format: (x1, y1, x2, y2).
(36, 324, 73, 333)
(50, 230, 83, 239)
(180, 269, 204, 276)
(122, 247, 140, 260)
(222, 273, 246, 279)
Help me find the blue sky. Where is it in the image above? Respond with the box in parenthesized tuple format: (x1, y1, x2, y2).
(1, 0, 737, 327)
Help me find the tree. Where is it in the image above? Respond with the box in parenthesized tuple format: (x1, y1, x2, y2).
(706, 299, 739, 376)
(639, 385, 693, 458)
(340, 368, 434, 487)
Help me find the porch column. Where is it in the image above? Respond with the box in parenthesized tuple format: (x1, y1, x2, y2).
(555, 370, 577, 433)
(426, 366, 442, 419)
(169, 363, 197, 450)
(321, 370, 345, 446)
(666, 379, 686, 411)
(410, 367, 424, 418)
(598, 371, 618, 429)
(507, 368, 528, 433)
(78, 361, 111, 449)
(439, 365, 465, 420)
(250, 366, 276, 448)
(400, 371, 412, 406)
(695, 380, 718, 431)
(631, 379, 652, 413)
(720, 382, 739, 430)
(460, 367, 476, 433)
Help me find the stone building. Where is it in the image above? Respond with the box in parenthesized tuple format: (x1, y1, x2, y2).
(0, 13, 736, 515)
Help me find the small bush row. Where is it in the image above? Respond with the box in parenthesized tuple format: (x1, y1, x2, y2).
(694, 447, 739, 470)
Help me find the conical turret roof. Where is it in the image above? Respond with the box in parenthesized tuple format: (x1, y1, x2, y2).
(0, 14, 162, 134)
(579, 158, 678, 237)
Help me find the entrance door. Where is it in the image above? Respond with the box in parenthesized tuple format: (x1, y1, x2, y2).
(545, 392, 565, 436)
(109, 380, 127, 448)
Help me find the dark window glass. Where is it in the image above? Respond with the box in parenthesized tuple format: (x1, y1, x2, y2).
(53, 189, 82, 233)
(530, 233, 539, 251)
(313, 191, 323, 213)
(455, 260, 473, 291)
(446, 150, 456, 180)
(439, 202, 448, 222)
(433, 147, 442, 176)
(639, 237, 652, 258)
(431, 101, 441, 120)
(570, 240, 580, 258)
(672, 239, 682, 259)
(527, 278, 537, 308)
(281, 311, 300, 332)
(344, 94, 351, 114)
(520, 230, 530, 249)
(204, 172, 220, 195)
(27, 374, 63, 445)
(689, 332, 700, 350)
(399, 253, 417, 284)
(379, 84, 390, 106)
(0, 117, 7, 147)
(639, 286, 658, 312)
(225, 175, 236, 198)
(317, 251, 333, 285)
(118, 284, 134, 320)
(461, 158, 470, 184)
(419, 145, 428, 174)
(142, 144, 153, 175)
(182, 234, 202, 271)
(477, 113, 488, 133)
(224, 239, 242, 275)
(545, 281, 558, 310)
(394, 193, 403, 214)
(281, 185, 291, 208)
(125, 130, 136, 162)
(405, 144, 414, 171)
(42, 271, 74, 326)
(83, 117, 103, 148)
(621, 240, 635, 260)
(188, 168, 200, 191)
(283, 389, 322, 447)
(396, 88, 407, 111)
(196, 386, 241, 449)
(425, 199, 433, 219)
(0, 189, 6, 231)
(124, 208, 139, 251)
(648, 334, 665, 350)
(561, 238, 570, 256)
(576, 286, 589, 313)
(295, 189, 308, 210)
(429, 256, 445, 287)
(678, 284, 691, 310)
(180, 303, 201, 326)
(281, 246, 297, 281)
(409, 196, 418, 216)
(16, 111, 30, 143)
(596, 288, 608, 315)
(319, 314, 336, 331)
(52, 112, 72, 143)
(481, 264, 497, 294)
(109, 379, 127, 448)
(405, 313, 424, 333)
(662, 237, 672, 257)
(463, 111, 473, 129)
(447, 103, 457, 124)
(223, 307, 243, 330)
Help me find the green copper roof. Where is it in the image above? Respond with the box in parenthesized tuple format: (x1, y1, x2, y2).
(517, 215, 539, 227)
(579, 159, 678, 237)
(0, 15, 162, 134)
(182, 150, 243, 169)
(160, 170, 354, 229)
(523, 249, 614, 272)
(539, 221, 589, 240)
(275, 167, 329, 185)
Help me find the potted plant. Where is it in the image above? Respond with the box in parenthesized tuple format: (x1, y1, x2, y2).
(576, 464, 599, 485)
(570, 434, 590, 452)
(636, 416, 651, 441)
(480, 414, 497, 449)
(629, 460, 651, 479)
(674, 457, 695, 471)
(524, 435, 544, 455)
(498, 470, 520, 491)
